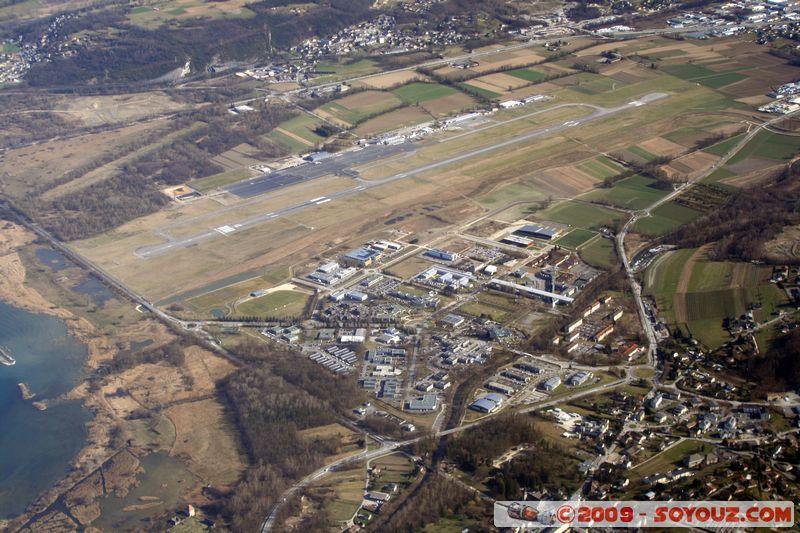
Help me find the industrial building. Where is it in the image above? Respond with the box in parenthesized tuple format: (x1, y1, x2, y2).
(500, 234, 534, 248)
(469, 392, 506, 413)
(489, 278, 574, 306)
(405, 394, 439, 412)
(441, 314, 465, 328)
(341, 246, 382, 267)
(425, 248, 459, 262)
(486, 381, 516, 396)
(541, 376, 561, 391)
(514, 224, 562, 241)
(567, 371, 592, 386)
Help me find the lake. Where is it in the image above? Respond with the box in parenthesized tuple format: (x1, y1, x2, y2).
(0, 299, 91, 519)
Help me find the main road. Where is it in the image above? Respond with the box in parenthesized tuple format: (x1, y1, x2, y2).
(136, 93, 668, 259)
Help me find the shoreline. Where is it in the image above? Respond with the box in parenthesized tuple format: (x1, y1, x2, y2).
(0, 223, 118, 531)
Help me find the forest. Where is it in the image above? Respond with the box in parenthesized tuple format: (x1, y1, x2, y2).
(665, 167, 800, 263)
(219, 340, 363, 532)
(20, 101, 294, 240)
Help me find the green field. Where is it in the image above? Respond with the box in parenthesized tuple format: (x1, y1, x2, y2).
(633, 202, 702, 236)
(578, 237, 616, 268)
(319, 92, 402, 125)
(536, 200, 623, 230)
(581, 175, 670, 210)
(273, 112, 327, 144)
(627, 145, 659, 161)
(577, 156, 625, 179)
(698, 72, 747, 89)
(393, 82, 458, 104)
(189, 168, 254, 192)
(507, 68, 547, 82)
(313, 59, 380, 84)
(235, 290, 310, 318)
(554, 228, 597, 249)
(702, 133, 744, 156)
(459, 82, 501, 99)
(570, 72, 624, 95)
(728, 131, 800, 164)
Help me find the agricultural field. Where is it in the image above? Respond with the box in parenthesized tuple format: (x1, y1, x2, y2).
(727, 131, 799, 164)
(625, 144, 659, 162)
(265, 112, 328, 151)
(459, 82, 501, 99)
(576, 156, 625, 179)
(632, 202, 702, 236)
(507, 68, 547, 83)
(317, 90, 403, 126)
(645, 249, 790, 347)
(536, 201, 624, 230)
(554, 228, 597, 249)
(580, 175, 670, 210)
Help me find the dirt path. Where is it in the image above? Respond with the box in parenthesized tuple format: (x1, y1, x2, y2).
(274, 127, 314, 147)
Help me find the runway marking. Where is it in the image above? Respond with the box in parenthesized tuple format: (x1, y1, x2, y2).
(309, 196, 327, 203)
(315, 198, 331, 205)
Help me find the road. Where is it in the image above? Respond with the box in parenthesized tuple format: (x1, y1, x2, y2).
(136, 94, 667, 259)
(259, 372, 630, 532)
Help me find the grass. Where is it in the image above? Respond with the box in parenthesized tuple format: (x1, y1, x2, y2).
(459, 82, 501, 99)
(189, 168, 253, 192)
(728, 131, 800, 164)
(506, 68, 547, 82)
(457, 300, 509, 322)
(633, 202, 703, 236)
(554, 228, 597, 249)
(632, 439, 713, 479)
(536, 200, 623, 230)
(393, 82, 458, 104)
(478, 182, 544, 208)
(576, 156, 625, 179)
(234, 290, 309, 318)
(579, 237, 616, 269)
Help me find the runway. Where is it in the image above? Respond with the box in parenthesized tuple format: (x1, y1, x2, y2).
(135, 93, 668, 259)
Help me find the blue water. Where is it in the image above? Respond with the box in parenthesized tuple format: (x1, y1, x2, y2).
(0, 299, 91, 519)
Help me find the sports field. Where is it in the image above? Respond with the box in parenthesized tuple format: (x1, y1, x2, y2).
(581, 175, 670, 210)
(633, 202, 702, 236)
(554, 228, 597, 249)
(392, 82, 459, 104)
